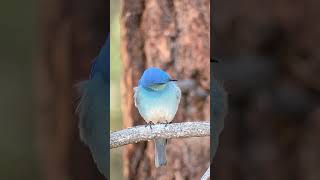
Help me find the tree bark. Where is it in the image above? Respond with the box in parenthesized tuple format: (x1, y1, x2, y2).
(120, 0, 210, 179)
(36, 0, 108, 179)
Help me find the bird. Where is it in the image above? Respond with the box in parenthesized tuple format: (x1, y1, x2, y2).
(134, 67, 181, 167)
(76, 35, 109, 178)
(211, 58, 227, 160)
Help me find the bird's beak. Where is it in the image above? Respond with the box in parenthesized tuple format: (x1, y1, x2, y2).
(170, 79, 178, 81)
(211, 58, 219, 63)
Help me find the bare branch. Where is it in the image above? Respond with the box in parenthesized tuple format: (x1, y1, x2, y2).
(110, 122, 210, 149)
(200, 166, 210, 180)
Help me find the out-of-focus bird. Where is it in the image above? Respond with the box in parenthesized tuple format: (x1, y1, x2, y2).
(211, 58, 227, 160)
(134, 67, 181, 167)
(76, 35, 109, 178)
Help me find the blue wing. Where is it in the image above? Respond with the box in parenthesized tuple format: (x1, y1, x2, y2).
(77, 34, 109, 177)
(211, 63, 227, 161)
(90, 35, 109, 80)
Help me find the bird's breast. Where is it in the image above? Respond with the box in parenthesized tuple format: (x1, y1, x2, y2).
(134, 83, 181, 124)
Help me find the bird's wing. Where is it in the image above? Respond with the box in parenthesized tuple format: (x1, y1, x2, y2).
(212, 78, 227, 136)
(75, 80, 91, 144)
(89, 57, 98, 79)
(90, 35, 109, 80)
(76, 75, 108, 177)
(211, 74, 228, 160)
(175, 83, 182, 103)
(75, 33, 109, 178)
(133, 86, 139, 107)
(76, 77, 107, 144)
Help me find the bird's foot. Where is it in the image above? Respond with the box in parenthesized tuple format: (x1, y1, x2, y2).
(160, 120, 170, 127)
(145, 121, 154, 129)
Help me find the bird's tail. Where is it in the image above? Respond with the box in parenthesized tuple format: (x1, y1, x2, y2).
(154, 138, 167, 167)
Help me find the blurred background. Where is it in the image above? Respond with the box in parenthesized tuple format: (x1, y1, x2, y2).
(118, 0, 210, 179)
(110, 0, 123, 180)
(111, 0, 211, 179)
(0, 0, 108, 179)
(0, 0, 39, 179)
(3, 0, 319, 179)
(213, 0, 320, 179)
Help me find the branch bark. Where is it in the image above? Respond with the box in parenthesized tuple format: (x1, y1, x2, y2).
(200, 166, 210, 180)
(110, 122, 210, 149)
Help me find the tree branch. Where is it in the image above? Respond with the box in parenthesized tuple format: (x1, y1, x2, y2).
(110, 122, 210, 149)
(200, 166, 210, 180)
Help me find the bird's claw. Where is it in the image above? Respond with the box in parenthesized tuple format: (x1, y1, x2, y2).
(160, 120, 169, 127)
(145, 121, 154, 129)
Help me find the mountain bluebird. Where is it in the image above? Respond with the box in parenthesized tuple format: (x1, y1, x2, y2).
(211, 58, 227, 160)
(134, 67, 181, 167)
(77, 35, 109, 177)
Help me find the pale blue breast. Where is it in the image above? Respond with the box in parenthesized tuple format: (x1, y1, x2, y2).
(134, 82, 181, 124)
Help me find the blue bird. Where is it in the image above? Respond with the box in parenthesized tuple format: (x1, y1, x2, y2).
(211, 58, 227, 160)
(76, 35, 109, 177)
(134, 67, 181, 167)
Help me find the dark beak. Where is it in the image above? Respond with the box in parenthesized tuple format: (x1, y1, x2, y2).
(211, 58, 219, 63)
(170, 79, 178, 81)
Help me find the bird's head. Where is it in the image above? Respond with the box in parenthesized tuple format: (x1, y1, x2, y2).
(138, 67, 177, 91)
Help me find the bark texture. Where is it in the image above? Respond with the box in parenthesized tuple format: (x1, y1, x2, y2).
(111, 122, 210, 149)
(36, 0, 107, 179)
(120, 0, 210, 179)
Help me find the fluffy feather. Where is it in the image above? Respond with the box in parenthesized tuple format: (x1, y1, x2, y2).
(76, 35, 109, 177)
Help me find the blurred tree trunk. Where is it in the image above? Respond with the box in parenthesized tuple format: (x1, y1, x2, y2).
(35, 0, 107, 180)
(213, 0, 320, 180)
(120, 0, 210, 179)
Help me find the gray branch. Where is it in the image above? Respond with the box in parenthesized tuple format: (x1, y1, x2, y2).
(200, 166, 210, 180)
(110, 121, 210, 149)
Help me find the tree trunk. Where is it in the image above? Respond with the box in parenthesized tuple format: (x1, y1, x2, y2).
(120, 0, 210, 179)
(35, 0, 108, 179)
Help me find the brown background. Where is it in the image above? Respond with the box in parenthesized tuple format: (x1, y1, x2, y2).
(35, 0, 108, 179)
(213, 0, 320, 179)
(120, 0, 210, 179)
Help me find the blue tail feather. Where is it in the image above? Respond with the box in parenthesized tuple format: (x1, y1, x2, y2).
(154, 138, 167, 167)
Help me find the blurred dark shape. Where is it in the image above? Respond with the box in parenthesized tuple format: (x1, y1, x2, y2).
(77, 36, 109, 178)
(211, 63, 228, 160)
(35, 0, 108, 180)
(214, 56, 278, 99)
(211, 58, 219, 62)
(213, 0, 320, 179)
